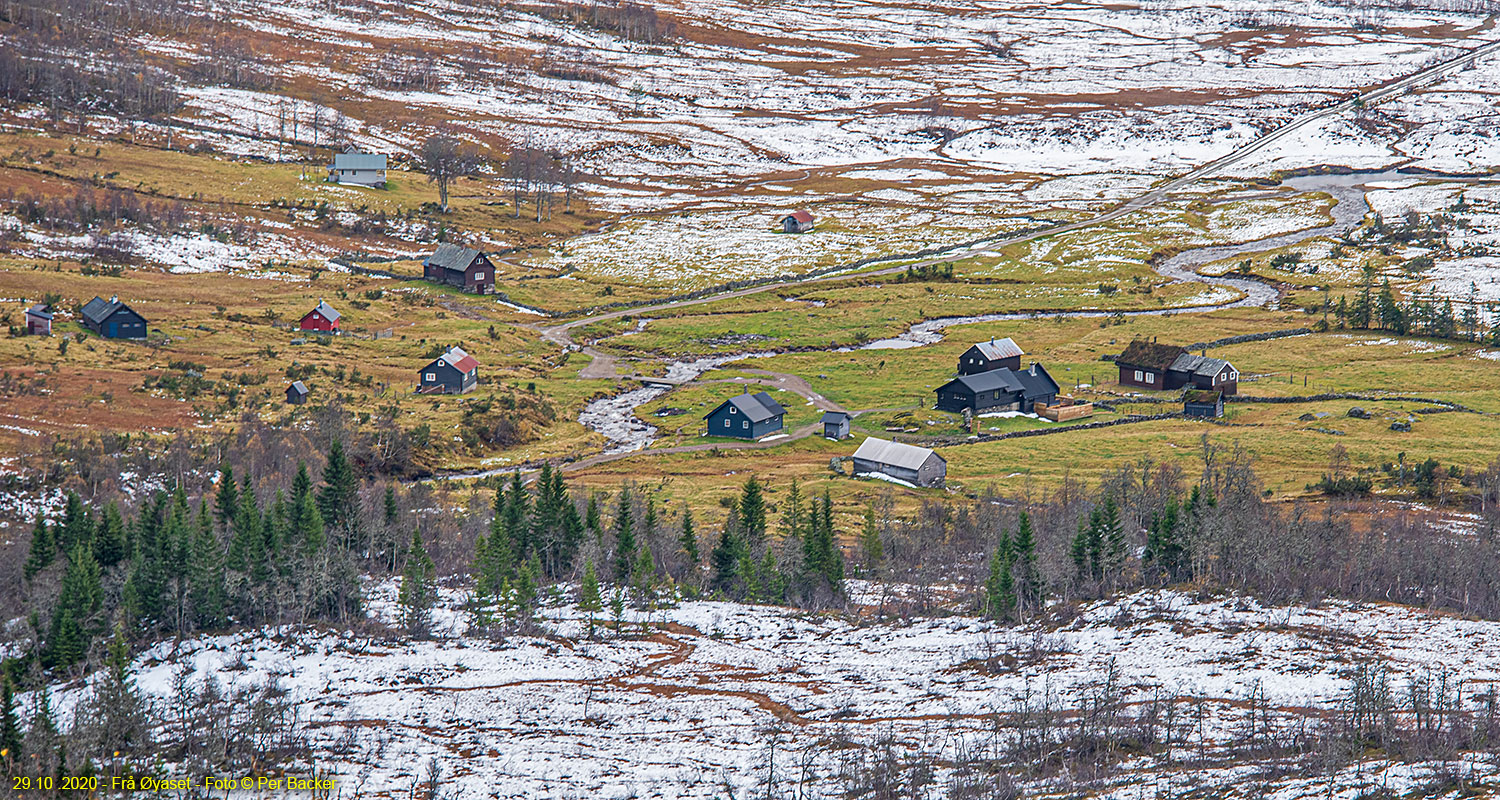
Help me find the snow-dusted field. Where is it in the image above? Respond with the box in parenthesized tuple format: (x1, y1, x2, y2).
(36, 584, 1500, 798)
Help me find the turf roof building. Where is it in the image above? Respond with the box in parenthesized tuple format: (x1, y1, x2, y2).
(1114, 339, 1238, 394)
(1183, 389, 1225, 418)
(423, 243, 496, 294)
(80, 295, 147, 340)
(851, 437, 946, 488)
(704, 391, 786, 440)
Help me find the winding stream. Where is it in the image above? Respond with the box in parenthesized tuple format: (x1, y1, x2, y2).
(571, 170, 1415, 454)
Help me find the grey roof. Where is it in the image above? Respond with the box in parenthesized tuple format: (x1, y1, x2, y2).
(332, 152, 387, 171)
(970, 337, 1024, 361)
(1169, 353, 1231, 377)
(25, 304, 51, 320)
(704, 391, 786, 423)
(820, 410, 852, 424)
(853, 437, 944, 470)
(288, 381, 309, 395)
(81, 296, 126, 325)
(942, 364, 1058, 399)
(425, 242, 482, 273)
(309, 300, 340, 322)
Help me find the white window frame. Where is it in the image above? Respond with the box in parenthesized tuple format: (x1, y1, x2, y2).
(730, 407, 737, 414)
(475, 272, 485, 280)
(724, 419, 731, 428)
(425, 373, 435, 381)
(1145, 373, 1154, 384)
(742, 420, 749, 430)
(1134, 370, 1143, 381)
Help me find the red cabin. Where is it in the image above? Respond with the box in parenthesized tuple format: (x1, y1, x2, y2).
(300, 300, 341, 333)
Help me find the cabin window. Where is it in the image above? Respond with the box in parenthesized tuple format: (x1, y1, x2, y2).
(742, 421, 749, 430)
(730, 407, 737, 414)
(1145, 373, 1154, 384)
(475, 272, 485, 280)
(1229, 369, 1238, 380)
(425, 373, 435, 381)
(724, 420, 731, 428)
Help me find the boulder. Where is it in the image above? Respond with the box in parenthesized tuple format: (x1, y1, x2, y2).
(1347, 407, 1370, 419)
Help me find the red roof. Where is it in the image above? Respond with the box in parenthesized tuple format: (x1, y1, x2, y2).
(442, 346, 480, 373)
(786, 210, 814, 223)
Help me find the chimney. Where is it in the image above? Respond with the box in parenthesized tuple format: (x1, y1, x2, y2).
(110, 295, 118, 303)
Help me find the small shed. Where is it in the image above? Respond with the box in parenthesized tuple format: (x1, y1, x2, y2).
(419, 346, 480, 394)
(80, 295, 148, 339)
(780, 210, 815, 233)
(851, 437, 946, 488)
(24, 305, 51, 336)
(821, 410, 852, 440)
(300, 300, 341, 333)
(703, 391, 786, 440)
(328, 151, 388, 187)
(1183, 389, 1224, 418)
(285, 381, 309, 405)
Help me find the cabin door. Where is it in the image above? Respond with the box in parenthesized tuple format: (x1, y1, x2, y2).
(108, 321, 117, 337)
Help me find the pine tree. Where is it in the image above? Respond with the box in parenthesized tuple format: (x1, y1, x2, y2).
(23, 513, 53, 581)
(678, 508, 699, 565)
(613, 487, 635, 582)
(738, 476, 767, 546)
(578, 559, 602, 639)
(398, 530, 436, 637)
(317, 438, 358, 529)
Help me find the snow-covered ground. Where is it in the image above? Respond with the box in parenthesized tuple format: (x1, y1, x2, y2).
(32, 584, 1500, 798)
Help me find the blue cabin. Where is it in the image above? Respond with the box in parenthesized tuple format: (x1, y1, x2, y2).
(81, 295, 148, 340)
(704, 391, 786, 440)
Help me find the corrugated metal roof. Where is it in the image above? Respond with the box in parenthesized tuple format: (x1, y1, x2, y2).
(289, 381, 309, 395)
(971, 337, 1024, 361)
(853, 437, 942, 470)
(820, 410, 851, 424)
(308, 300, 340, 322)
(438, 346, 480, 373)
(1169, 352, 1230, 378)
(704, 391, 786, 423)
(332, 152, 387, 171)
(424, 242, 482, 272)
(26, 304, 52, 319)
(943, 370, 1024, 395)
(81, 295, 124, 325)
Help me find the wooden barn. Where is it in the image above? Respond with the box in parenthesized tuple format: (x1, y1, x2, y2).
(852, 437, 946, 488)
(24, 305, 51, 336)
(300, 300, 341, 333)
(285, 381, 309, 405)
(704, 391, 786, 440)
(780, 210, 815, 233)
(423, 244, 496, 294)
(419, 346, 479, 394)
(821, 410, 852, 440)
(958, 337, 1024, 375)
(1183, 389, 1224, 418)
(1114, 339, 1238, 395)
(80, 296, 147, 340)
(935, 363, 1059, 415)
(327, 151, 388, 187)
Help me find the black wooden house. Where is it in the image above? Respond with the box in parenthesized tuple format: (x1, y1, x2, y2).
(81, 296, 147, 339)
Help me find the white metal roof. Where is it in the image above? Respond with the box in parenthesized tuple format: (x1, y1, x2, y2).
(852, 437, 942, 470)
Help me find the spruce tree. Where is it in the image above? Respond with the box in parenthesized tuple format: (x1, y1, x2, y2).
(779, 478, 805, 541)
(1013, 512, 1042, 613)
(213, 468, 238, 529)
(0, 676, 21, 758)
(586, 494, 602, 542)
(46, 545, 103, 669)
(678, 508, 699, 564)
(317, 438, 358, 529)
(984, 545, 1016, 620)
(738, 476, 767, 546)
(398, 530, 436, 637)
(613, 487, 635, 582)
(93, 503, 127, 569)
(58, 492, 89, 554)
(1099, 496, 1126, 583)
(578, 559, 602, 638)
(709, 526, 741, 596)
(802, 491, 843, 587)
(83, 624, 147, 756)
(23, 513, 53, 581)
(383, 485, 399, 528)
(189, 514, 227, 630)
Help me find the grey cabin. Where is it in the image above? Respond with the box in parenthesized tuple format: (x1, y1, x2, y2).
(419, 346, 479, 394)
(24, 305, 51, 336)
(958, 337, 1024, 375)
(821, 410, 852, 440)
(1183, 389, 1224, 418)
(81, 295, 147, 340)
(935, 363, 1059, 415)
(423, 243, 496, 295)
(328, 151, 388, 187)
(704, 392, 786, 440)
(285, 381, 309, 405)
(780, 210, 815, 233)
(852, 437, 946, 488)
